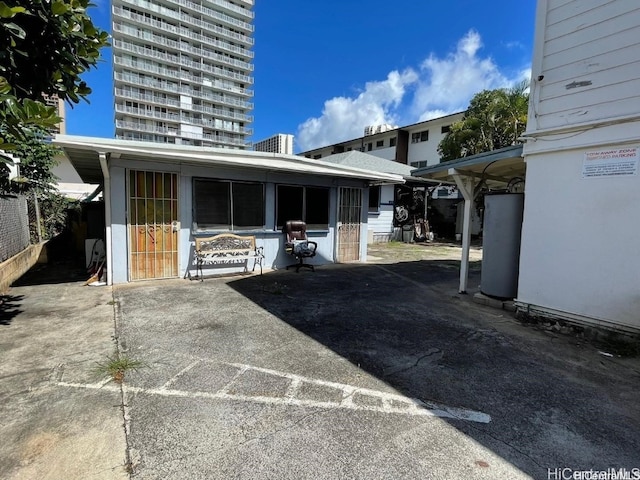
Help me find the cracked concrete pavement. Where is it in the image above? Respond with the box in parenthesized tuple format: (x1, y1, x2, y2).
(1, 242, 639, 479)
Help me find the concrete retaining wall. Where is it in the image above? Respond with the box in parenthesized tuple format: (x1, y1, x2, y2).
(0, 242, 47, 293)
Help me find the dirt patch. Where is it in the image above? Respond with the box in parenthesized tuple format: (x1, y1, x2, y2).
(368, 241, 482, 264)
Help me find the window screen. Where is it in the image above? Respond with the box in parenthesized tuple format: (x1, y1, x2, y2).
(193, 179, 264, 231)
(276, 185, 329, 229)
(194, 179, 230, 230)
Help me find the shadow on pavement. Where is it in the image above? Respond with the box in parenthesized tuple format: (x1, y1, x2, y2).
(0, 295, 24, 326)
(12, 260, 89, 287)
(228, 259, 640, 479)
(12, 233, 89, 287)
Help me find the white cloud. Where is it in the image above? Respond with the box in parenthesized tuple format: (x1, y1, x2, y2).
(296, 69, 417, 151)
(412, 30, 520, 121)
(296, 30, 530, 151)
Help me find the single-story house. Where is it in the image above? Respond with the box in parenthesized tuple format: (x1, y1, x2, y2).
(54, 136, 404, 284)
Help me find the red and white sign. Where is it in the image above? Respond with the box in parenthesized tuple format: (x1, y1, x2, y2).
(583, 147, 638, 178)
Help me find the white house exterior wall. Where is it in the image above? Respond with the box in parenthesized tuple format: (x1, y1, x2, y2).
(519, 0, 640, 334)
(107, 158, 367, 283)
(368, 147, 395, 161)
(405, 117, 456, 167)
(519, 136, 640, 334)
(300, 113, 464, 166)
(368, 185, 395, 243)
(529, 0, 640, 132)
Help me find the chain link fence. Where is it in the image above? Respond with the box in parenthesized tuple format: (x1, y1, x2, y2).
(26, 192, 43, 244)
(1, 191, 68, 263)
(0, 195, 30, 262)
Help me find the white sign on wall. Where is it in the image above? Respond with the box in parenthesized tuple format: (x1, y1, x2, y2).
(583, 147, 638, 178)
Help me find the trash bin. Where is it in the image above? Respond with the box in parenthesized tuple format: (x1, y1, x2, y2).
(402, 224, 414, 243)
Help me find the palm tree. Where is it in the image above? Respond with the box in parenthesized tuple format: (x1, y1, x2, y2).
(437, 83, 529, 161)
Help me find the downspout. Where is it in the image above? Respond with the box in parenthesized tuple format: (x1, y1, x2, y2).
(99, 152, 112, 286)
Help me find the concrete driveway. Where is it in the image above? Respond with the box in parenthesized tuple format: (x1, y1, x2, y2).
(2, 243, 639, 479)
(0, 263, 128, 480)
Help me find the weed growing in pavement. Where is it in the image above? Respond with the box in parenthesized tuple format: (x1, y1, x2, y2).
(95, 353, 144, 384)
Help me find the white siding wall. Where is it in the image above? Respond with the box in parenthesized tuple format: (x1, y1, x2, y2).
(368, 185, 395, 242)
(518, 143, 640, 333)
(529, 0, 640, 132)
(521, 0, 640, 333)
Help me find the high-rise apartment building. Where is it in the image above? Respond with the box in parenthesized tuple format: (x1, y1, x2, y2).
(253, 134, 294, 155)
(112, 0, 255, 148)
(43, 94, 66, 136)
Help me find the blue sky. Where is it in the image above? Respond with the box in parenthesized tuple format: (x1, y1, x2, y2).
(66, 0, 537, 153)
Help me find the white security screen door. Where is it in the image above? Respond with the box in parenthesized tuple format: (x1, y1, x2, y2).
(337, 187, 362, 262)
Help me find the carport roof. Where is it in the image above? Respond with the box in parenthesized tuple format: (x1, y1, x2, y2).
(411, 145, 525, 187)
(54, 135, 405, 185)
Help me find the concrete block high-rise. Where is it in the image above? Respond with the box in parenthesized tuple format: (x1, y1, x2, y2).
(112, 0, 254, 148)
(253, 134, 294, 155)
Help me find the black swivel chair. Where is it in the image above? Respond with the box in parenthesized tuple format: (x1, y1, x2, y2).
(283, 220, 318, 272)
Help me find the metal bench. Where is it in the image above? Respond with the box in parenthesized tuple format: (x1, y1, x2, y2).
(194, 233, 264, 280)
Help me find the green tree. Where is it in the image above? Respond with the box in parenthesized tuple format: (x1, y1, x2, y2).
(438, 81, 529, 161)
(0, 0, 108, 184)
(0, 128, 61, 194)
(0, 127, 78, 240)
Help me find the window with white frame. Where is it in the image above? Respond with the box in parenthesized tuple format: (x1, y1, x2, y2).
(276, 185, 329, 230)
(193, 178, 264, 231)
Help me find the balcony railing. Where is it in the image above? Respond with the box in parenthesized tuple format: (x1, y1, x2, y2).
(113, 6, 253, 48)
(113, 40, 253, 83)
(118, 0, 253, 32)
(114, 71, 254, 109)
(114, 56, 253, 95)
(116, 132, 251, 149)
(118, 47, 254, 84)
(113, 22, 253, 60)
(115, 105, 253, 135)
(176, 0, 253, 21)
(179, 12, 252, 45)
(112, 32, 253, 72)
(115, 88, 253, 122)
(115, 120, 249, 146)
